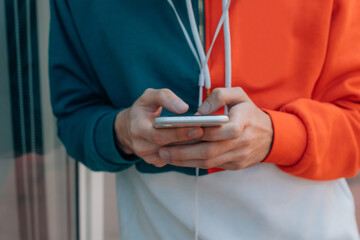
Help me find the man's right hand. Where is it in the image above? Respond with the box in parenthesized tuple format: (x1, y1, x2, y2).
(114, 88, 204, 167)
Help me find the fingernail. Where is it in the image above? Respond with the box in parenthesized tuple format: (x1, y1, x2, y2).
(159, 150, 170, 163)
(188, 129, 202, 138)
(174, 99, 188, 112)
(198, 101, 210, 114)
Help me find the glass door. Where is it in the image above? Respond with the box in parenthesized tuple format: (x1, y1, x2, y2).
(0, 0, 77, 239)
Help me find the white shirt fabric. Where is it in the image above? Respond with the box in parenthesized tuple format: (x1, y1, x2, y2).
(116, 164, 360, 240)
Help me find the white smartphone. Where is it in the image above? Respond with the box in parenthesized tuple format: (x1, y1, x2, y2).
(153, 115, 229, 128)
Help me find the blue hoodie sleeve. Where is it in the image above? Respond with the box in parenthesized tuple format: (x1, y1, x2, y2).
(49, 0, 140, 172)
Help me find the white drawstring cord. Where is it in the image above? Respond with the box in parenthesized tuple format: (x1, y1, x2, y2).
(167, 0, 202, 69)
(198, 0, 231, 88)
(185, 0, 231, 92)
(166, 1, 232, 239)
(168, 0, 231, 92)
(194, 167, 199, 240)
(223, 0, 231, 89)
(185, 2, 232, 240)
(223, 0, 231, 114)
(185, 0, 211, 90)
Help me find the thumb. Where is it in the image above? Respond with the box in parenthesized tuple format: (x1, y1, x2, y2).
(198, 87, 250, 115)
(137, 88, 189, 114)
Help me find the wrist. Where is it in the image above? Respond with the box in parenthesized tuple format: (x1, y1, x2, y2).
(114, 108, 133, 155)
(261, 109, 307, 166)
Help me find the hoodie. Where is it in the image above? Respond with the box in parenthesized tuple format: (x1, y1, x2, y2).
(49, 0, 360, 239)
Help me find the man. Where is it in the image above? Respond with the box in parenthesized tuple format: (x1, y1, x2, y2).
(50, 0, 360, 239)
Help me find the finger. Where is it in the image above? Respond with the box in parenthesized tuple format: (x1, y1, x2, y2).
(198, 87, 251, 115)
(145, 127, 204, 146)
(216, 148, 264, 170)
(137, 88, 189, 114)
(201, 121, 243, 141)
(159, 140, 233, 162)
(217, 160, 254, 171)
(143, 154, 167, 168)
(166, 149, 236, 169)
(130, 138, 159, 158)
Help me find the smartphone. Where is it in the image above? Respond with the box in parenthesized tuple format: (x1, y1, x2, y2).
(153, 115, 229, 128)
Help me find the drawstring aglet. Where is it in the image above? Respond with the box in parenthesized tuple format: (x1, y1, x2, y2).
(206, 88, 211, 97)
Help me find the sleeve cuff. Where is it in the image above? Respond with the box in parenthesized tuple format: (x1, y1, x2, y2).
(94, 110, 140, 166)
(262, 109, 307, 166)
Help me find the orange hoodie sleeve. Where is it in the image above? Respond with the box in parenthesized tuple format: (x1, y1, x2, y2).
(263, 0, 360, 180)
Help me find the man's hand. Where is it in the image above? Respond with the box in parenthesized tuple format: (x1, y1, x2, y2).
(114, 88, 204, 167)
(158, 87, 274, 170)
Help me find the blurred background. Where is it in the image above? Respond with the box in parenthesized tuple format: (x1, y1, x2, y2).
(0, 0, 359, 239)
(0, 0, 119, 239)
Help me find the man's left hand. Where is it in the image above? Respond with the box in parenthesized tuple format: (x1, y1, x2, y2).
(158, 87, 274, 170)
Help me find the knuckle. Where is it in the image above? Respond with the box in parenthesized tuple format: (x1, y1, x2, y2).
(212, 88, 221, 96)
(132, 144, 144, 156)
(234, 87, 244, 94)
(145, 158, 156, 165)
(132, 144, 151, 157)
(227, 164, 238, 171)
(233, 161, 246, 170)
(134, 149, 146, 157)
(214, 89, 227, 106)
(229, 124, 242, 139)
(153, 161, 166, 167)
(144, 156, 158, 165)
(144, 88, 155, 95)
(160, 88, 172, 94)
(240, 135, 252, 147)
(159, 88, 172, 99)
(212, 88, 223, 100)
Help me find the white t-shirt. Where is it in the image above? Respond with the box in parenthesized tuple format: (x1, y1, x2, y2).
(116, 164, 360, 240)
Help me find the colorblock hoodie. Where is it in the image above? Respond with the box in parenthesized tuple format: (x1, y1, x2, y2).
(50, 0, 360, 181)
(49, 0, 360, 239)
